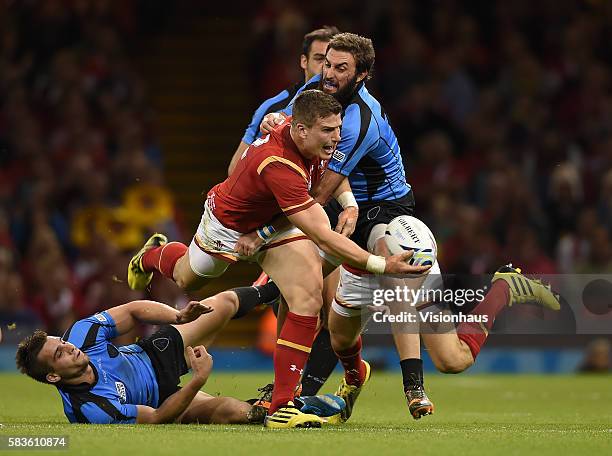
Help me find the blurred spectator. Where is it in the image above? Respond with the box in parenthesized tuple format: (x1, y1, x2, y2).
(546, 163, 584, 241)
(0, 246, 42, 344)
(556, 208, 599, 273)
(578, 338, 611, 373)
(576, 226, 612, 273)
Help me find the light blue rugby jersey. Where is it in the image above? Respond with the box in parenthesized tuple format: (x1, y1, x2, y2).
(241, 81, 304, 144)
(56, 311, 158, 424)
(282, 73, 411, 202)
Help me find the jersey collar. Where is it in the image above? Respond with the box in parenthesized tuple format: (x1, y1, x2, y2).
(57, 361, 99, 393)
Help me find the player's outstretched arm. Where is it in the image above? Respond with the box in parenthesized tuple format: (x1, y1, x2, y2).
(136, 346, 212, 424)
(287, 204, 430, 275)
(107, 300, 213, 336)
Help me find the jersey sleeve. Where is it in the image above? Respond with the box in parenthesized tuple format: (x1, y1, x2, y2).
(327, 103, 377, 176)
(242, 89, 291, 144)
(78, 401, 138, 424)
(258, 161, 315, 216)
(63, 311, 118, 350)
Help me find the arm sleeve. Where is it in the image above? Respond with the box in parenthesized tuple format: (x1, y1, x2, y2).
(65, 311, 118, 349)
(79, 401, 138, 424)
(327, 103, 376, 176)
(259, 162, 315, 216)
(242, 90, 291, 144)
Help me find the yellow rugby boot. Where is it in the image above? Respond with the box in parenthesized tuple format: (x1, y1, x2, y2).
(127, 233, 168, 290)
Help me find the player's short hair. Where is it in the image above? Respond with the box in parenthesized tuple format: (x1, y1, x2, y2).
(16, 330, 52, 384)
(328, 32, 375, 80)
(302, 26, 339, 56)
(292, 89, 342, 127)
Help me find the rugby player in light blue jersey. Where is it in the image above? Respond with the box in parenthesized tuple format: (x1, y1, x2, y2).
(251, 33, 561, 424)
(227, 26, 339, 176)
(15, 283, 346, 424)
(253, 33, 433, 422)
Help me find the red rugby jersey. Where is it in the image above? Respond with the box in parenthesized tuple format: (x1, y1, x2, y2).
(208, 118, 326, 233)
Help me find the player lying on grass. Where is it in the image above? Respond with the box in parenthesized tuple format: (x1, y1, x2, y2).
(15, 283, 344, 425)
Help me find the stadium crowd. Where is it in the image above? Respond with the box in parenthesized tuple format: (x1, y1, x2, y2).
(0, 0, 181, 340)
(2, 0, 612, 344)
(248, 0, 612, 278)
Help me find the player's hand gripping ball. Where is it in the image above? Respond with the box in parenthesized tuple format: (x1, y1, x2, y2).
(385, 216, 437, 270)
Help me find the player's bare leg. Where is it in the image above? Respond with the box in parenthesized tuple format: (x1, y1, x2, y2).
(373, 234, 434, 419)
(128, 233, 227, 292)
(171, 251, 213, 291)
(420, 264, 561, 373)
(258, 239, 326, 428)
(420, 327, 475, 373)
(173, 291, 239, 351)
(177, 391, 252, 424)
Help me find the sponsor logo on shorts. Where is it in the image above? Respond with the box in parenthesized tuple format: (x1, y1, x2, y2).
(367, 206, 381, 220)
(153, 337, 170, 352)
(94, 313, 107, 323)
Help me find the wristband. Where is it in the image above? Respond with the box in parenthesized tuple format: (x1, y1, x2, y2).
(365, 255, 386, 275)
(336, 191, 357, 209)
(256, 224, 276, 242)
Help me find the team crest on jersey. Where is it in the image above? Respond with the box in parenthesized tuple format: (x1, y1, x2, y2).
(332, 150, 345, 162)
(115, 382, 127, 404)
(94, 313, 107, 323)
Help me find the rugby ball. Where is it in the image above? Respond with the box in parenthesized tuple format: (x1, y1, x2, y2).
(384, 216, 437, 266)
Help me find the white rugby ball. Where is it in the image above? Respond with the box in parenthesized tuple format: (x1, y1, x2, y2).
(384, 215, 437, 266)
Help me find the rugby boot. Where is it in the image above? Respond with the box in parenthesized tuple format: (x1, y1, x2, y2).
(405, 384, 434, 420)
(264, 402, 325, 429)
(492, 264, 560, 310)
(127, 233, 167, 290)
(327, 360, 371, 424)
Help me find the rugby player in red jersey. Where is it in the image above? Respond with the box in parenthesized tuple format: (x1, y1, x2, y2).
(126, 89, 429, 428)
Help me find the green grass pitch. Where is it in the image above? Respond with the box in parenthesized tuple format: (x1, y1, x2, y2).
(1, 372, 611, 456)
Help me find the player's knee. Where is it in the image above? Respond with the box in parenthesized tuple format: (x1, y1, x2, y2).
(284, 283, 323, 316)
(216, 290, 240, 315)
(174, 274, 191, 290)
(433, 355, 472, 374)
(291, 295, 323, 316)
(330, 329, 357, 352)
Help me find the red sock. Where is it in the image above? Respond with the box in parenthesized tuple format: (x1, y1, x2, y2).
(269, 312, 318, 414)
(141, 242, 187, 279)
(335, 336, 367, 387)
(457, 280, 510, 360)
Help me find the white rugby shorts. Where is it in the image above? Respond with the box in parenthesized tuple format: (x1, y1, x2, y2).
(188, 201, 309, 277)
(331, 261, 443, 318)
